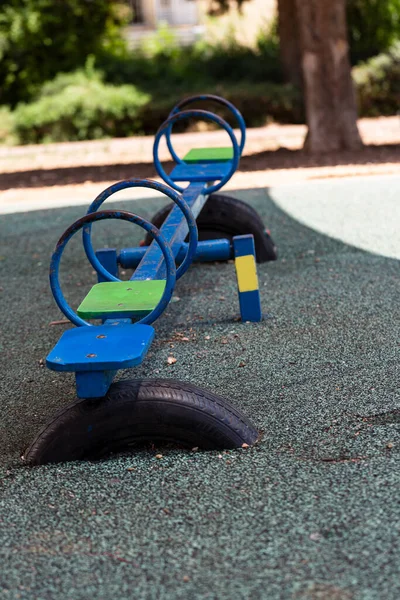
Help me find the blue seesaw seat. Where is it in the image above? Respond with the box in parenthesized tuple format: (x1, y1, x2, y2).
(46, 323, 154, 372)
(169, 162, 232, 182)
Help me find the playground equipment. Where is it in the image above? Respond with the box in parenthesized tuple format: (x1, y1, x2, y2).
(24, 95, 277, 465)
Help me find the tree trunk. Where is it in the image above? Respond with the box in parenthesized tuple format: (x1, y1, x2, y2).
(295, 0, 363, 152)
(277, 0, 302, 88)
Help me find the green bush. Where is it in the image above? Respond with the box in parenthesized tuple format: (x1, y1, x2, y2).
(0, 106, 16, 144)
(0, 0, 130, 107)
(98, 22, 283, 97)
(12, 70, 302, 144)
(13, 66, 150, 143)
(137, 82, 303, 134)
(347, 0, 400, 65)
(353, 42, 400, 116)
(202, 81, 302, 126)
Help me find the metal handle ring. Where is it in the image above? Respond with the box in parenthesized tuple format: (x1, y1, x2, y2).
(83, 178, 198, 281)
(165, 94, 246, 163)
(153, 109, 240, 195)
(50, 210, 177, 327)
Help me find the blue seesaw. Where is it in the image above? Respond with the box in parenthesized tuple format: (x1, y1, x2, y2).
(25, 95, 278, 465)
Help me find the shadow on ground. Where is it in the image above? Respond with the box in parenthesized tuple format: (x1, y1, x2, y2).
(0, 187, 399, 599)
(0, 143, 399, 190)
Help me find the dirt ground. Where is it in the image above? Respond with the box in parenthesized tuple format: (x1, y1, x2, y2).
(0, 117, 399, 214)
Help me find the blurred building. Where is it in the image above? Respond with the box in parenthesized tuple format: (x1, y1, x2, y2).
(125, 0, 276, 48)
(126, 0, 203, 47)
(201, 0, 276, 47)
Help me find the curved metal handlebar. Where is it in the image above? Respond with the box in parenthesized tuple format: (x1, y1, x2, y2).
(83, 179, 198, 281)
(153, 109, 240, 195)
(166, 94, 246, 162)
(50, 210, 177, 328)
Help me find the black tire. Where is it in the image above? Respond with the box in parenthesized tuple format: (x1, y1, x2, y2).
(144, 194, 277, 263)
(24, 379, 259, 465)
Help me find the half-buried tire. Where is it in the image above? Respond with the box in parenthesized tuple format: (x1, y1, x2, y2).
(143, 193, 278, 263)
(24, 379, 259, 465)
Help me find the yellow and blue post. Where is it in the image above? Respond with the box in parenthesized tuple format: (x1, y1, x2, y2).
(233, 234, 262, 322)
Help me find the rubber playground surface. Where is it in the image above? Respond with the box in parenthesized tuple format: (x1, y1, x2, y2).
(1, 175, 399, 599)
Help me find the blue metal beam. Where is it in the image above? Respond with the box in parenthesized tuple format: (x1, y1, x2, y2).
(119, 238, 232, 268)
(95, 248, 118, 283)
(132, 182, 206, 281)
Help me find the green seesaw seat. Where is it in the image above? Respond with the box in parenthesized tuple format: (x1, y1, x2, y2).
(183, 147, 233, 164)
(77, 280, 166, 320)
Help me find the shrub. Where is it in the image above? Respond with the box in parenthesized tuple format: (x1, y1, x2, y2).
(0, 0, 130, 107)
(256, 17, 280, 66)
(98, 22, 283, 96)
(138, 82, 303, 134)
(13, 66, 150, 143)
(347, 0, 400, 65)
(0, 106, 16, 144)
(193, 37, 282, 86)
(221, 82, 303, 125)
(353, 43, 400, 116)
(12, 74, 302, 145)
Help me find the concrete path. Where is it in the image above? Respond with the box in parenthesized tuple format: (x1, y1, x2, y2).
(1, 116, 398, 173)
(270, 175, 400, 260)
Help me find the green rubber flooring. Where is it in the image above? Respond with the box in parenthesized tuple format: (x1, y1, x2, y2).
(0, 180, 399, 599)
